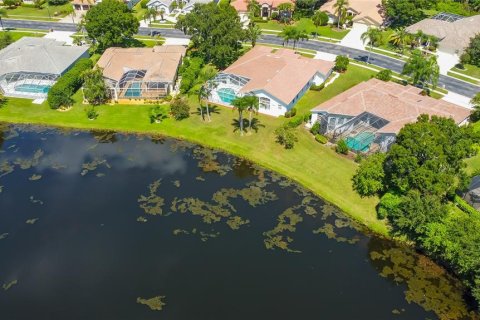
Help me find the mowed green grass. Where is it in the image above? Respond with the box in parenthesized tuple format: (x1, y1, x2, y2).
(4, 3, 71, 18)
(0, 66, 385, 234)
(0, 30, 46, 41)
(257, 19, 349, 39)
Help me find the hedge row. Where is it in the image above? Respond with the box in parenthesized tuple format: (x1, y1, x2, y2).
(454, 195, 480, 217)
(48, 58, 93, 109)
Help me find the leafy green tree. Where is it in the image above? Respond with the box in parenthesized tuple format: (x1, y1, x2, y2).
(170, 97, 191, 120)
(247, 0, 260, 18)
(361, 27, 382, 63)
(334, 55, 349, 72)
(277, 2, 293, 23)
(377, 192, 402, 219)
(85, 0, 139, 51)
(388, 27, 411, 53)
(82, 68, 109, 106)
(333, 0, 349, 29)
(245, 23, 262, 47)
(275, 126, 298, 149)
(177, 2, 243, 69)
(311, 11, 328, 37)
(461, 34, 480, 67)
(375, 69, 392, 81)
(231, 96, 249, 136)
(352, 153, 386, 197)
(294, 0, 318, 17)
(384, 0, 430, 27)
(470, 92, 480, 122)
(402, 50, 440, 88)
(2, 0, 20, 8)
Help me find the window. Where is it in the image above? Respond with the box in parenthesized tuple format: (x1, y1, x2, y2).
(259, 97, 270, 109)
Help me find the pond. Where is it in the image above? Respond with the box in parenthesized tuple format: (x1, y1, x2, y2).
(0, 124, 476, 320)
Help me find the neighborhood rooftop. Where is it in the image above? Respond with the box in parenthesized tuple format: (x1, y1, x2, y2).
(223, 46, 334, 106)
(96, 45, 186, 83)
(0, 37, 89, 76)
(231, 0, 294, 12)
(320, 0, 384, 26)
(406, 14, 480, 54)
(311, 78, 471, 134)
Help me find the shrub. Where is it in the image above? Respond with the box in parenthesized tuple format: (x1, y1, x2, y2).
(82, 68, 109, 106)
(377, 192, 402, 220)
(310, 83, 325, 91)
(454, 195, 480, 216)
(0, 32, 13, 50)
(335, 139, 349, 154)
(140, 0, 149, 8)
(275, 126, 298, 149)
(285, 115, 304, 128)
(48, 0, 68, 4)
(48, 58, 93, 109)
(85, 106, 99, 120)
(150, 105, 167, 123)
(170, 97, 190, 120)
(375, 69, 392, 82)
(334, 56, 349, 73)
(3, 0, 20, 7)
(315, 134, 327, 144)
(310, 121, 320, 134)
(284, 108, 297, 118)
(271, 12, 279, 20)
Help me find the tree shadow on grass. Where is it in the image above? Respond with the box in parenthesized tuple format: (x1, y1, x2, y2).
(231, 118, 265, 134)
(194, 105, 221, 120)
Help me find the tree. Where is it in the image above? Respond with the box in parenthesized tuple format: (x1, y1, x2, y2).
(245, 23, 262, 47)
(375, 69, 392, 81)
(388, 27, 411, 53)
(277, 2, 293, 24)
(361, 27, 381, 63)
(197, 65, 218, 122)
(352, 153, 386, 197)
(333, 0, 349, 29)
(247, 0, 260, 19)
(2, 0, 19, 8)
(384, 0, 429, 27)
(312, 11, 328, 37)
(461, 34, 480, 67)
(177, 3, 244, 69)
(170, 97, 191, 120)
(278, 26, 297, 46)
(82, 68, 109, 106)
(275, 126, 298, 149)
(243, 95, 259, 130)
(334, 55, 349, 72)
(402, 50, 440, 88)
(335, 139, 349, 154)
(470, 92, 480, 122)
(85, 0, 139, 51)
(231, 96, 249, 136)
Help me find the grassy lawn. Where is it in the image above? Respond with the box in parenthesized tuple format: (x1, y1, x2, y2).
(0, 66, 385, 235)
(4, 3, 71, 19)
(447, 71, 480, 85)
(0, 30, 46, 41)
(132, 2, 148, 21)
(451, 64, 480, 79)
(257, 19, 349, 40)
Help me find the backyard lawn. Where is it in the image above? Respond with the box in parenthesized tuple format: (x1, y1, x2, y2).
(3, 3, 71, 19)
(0, 65, 386, 235)
(0, 30, 46, 42)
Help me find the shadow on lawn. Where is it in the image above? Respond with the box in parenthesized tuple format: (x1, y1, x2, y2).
(194, 105, 221, 120)
(231, 118, 265, 134)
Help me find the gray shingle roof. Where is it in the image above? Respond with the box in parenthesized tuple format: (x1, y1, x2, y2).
(0, 37, 89, 76)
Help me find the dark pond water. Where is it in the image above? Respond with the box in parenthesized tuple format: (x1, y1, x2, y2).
(0, 124, 476, 320)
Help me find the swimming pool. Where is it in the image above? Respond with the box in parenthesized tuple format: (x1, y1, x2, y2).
(218, 87, 236, 104)
(346, 132, 375, 152)
(15, 84, 51, 94)
(124, 83, 142, 97)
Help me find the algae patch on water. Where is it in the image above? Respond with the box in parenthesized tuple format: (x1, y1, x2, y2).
(26, 218, 39, 225)
(138, 179, 165, 215)
(2, 280, 17, 291)
(81, 158, 111, 176)
(263, 207, 303, 253)
(14, 149, 44, 170)
(0, 233, 8, 240)
(28, 174, 42, 181)
(136, 296, 166, 311)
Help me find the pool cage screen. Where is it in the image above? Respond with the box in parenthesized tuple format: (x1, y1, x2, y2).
(332, 112, 393, 153)
(0, 72, 58, 97)
(209, 73, 250, 105)
(107, 69, 169, 100)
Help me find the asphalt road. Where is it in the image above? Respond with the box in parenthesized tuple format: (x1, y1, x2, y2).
(2, 19, 479, 98)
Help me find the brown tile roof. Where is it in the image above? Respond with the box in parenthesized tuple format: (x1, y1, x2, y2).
(96, 45, 185, 83)
(320, 0, 384, 26)
(224, 45, 334, 105)
(71, 0, 97, 6)
(406, 15, 480, 54)
(231, 0, 294, 12)
(311, 78, 470, 134)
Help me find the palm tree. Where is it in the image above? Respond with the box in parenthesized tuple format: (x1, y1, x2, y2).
(245, 23, 262, 47)
(148, 7, 158, 23)
(333, 0, 349, 29)
(278, 26, 296, 46)
(361, 27, 381, 63)
(389, 27, 410, 54)
(197, 65, 218, 122)
(277, 2, 293, 24)
(231, 97, 249, 136)
(292, 28, 308, 49)
(244, 95, 259, 131)
(312, 11, 324, 38)
(246, 0, 260, 19)
(159, 8, 165, 21)
(402, 50, 440, 89)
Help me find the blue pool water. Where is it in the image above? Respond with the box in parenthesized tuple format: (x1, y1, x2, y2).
(346, 132, 375, 152)
(124, 83, 142, 97)
(15, 84, 51, 94)
(218, 87, 236, 104)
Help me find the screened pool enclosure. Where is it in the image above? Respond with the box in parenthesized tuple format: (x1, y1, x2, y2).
(208, 73, 250, 105)
(105, 69, 170, 100)
(0, 72, 57, 98)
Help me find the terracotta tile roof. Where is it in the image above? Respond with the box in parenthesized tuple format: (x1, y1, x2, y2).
(231, 0, 294, 12)
(311, 78, 471, 134)
(320, 0, 384, 26)
(224, 45, 334, 105)
(406, 15, 480, 54)
(71, 0, 97, 6)
(96, 45, 185, 83)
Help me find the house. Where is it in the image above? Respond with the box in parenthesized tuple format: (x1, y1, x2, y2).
(147, 0, 210, 14)
(96, 45, 186, 101)
(320, 0, 384, 26)
(208, 45, 334, 117)
(231, 0, 295, 19)
(310, 78, 470, 153)
(71, 0, 98, 13)
(464, 176, 480, 211)
(0, 37, 89, 99)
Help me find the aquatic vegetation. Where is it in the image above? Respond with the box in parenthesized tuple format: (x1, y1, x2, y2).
(172, 198, 230, 224)
(138, 180, 165, 215)
(29, 196, 43, 205)
(0, 186, 3, 193)
(26, 218, 39, 224)
(0, 233, 8, 240)
(192, 147, 231, 176)
(195, 176, 205, 181)
(81, 158, 111, 176)
(200, 231, 220, 242)
(369, 245, 477, 320)
(263, 207, 303, 253)
(226, 216, 250, 230)
(96, 173, 105, 178)
(173, 229, 190, 235)
(320, 203, 337, 220)
(28, 174, 42, 181)
(51, 163, 67, 170)
(2, 280, 17, 291)
(14, 149, 44, 169)
(137, 216, 148, 223)
(136, 296, 166, 311)
(313, 223, 359, 245)
(0, 160, 14, 178)
(172, 180, 181, 188)
(213, 186, 278, 209)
